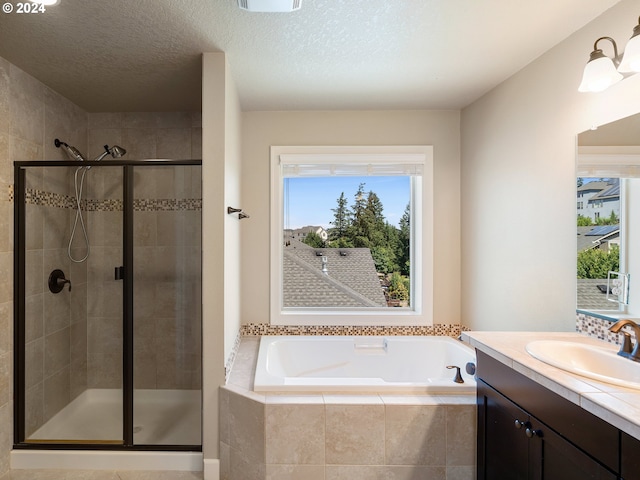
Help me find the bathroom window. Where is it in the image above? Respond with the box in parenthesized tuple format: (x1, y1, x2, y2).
(270, 146, 433, 326)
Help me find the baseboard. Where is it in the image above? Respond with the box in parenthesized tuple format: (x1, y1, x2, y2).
(204, 458, 220, 480)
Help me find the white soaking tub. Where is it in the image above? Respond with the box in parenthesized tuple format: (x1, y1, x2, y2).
(253, 335, 476, 394)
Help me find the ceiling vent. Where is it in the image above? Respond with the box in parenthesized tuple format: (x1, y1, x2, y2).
(238, 0, 301, 12)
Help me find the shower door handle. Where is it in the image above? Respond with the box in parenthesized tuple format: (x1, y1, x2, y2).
(115, 266, 125, 280)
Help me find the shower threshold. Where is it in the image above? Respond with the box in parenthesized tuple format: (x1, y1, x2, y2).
(13, 388, 202, 470)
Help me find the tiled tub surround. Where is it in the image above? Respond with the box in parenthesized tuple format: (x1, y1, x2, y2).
(220, 336, 476, 480)
(463, 331, 640, 441)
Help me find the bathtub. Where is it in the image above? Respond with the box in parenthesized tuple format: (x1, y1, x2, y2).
(253, 335, 476, 394)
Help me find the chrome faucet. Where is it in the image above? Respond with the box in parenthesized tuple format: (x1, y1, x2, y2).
(608, 319, 640, 362)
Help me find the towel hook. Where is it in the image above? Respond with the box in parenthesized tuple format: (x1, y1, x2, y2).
(227, 206, 250, 219)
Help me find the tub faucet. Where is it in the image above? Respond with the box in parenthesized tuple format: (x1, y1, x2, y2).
(446, 365, 464, 383)
(609, 319, 640, 362)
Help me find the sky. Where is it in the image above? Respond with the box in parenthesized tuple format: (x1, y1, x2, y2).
(284, 176, 410, 230)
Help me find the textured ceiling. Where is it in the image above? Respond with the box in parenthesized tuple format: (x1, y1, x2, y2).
(0, 0, 623, 112)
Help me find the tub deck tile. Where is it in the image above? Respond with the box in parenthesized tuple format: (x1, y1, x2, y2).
(322, 395, 383, 405)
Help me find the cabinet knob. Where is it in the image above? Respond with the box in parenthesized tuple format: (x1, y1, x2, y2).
(525, 427, 542, 438)
(514, 419, 525, 429)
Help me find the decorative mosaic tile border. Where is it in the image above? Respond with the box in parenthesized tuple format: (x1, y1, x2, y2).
(134, 198, 202, 212)
(8, 184, 14, 202)
(576, 311, 630, 345)
(21, 186, 201, 211)
(240, 323, 469, 338)
(25, 189, 76, 209)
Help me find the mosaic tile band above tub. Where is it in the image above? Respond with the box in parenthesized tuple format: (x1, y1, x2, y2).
(239, 323, 469, 337)
(22, 187, 202, 211)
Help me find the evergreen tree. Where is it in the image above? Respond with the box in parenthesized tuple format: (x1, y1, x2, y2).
(328, 192, 350, 242)
(303, 231, 326, 248)
(398, 204, 411, 275)
(349, 183, 369, 247)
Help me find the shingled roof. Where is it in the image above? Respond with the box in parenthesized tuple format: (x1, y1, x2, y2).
(283, 240, 387, 308)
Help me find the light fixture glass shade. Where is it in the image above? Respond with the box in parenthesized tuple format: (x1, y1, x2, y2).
(578, 55, 623, 92)
(618, 34, 640, 72)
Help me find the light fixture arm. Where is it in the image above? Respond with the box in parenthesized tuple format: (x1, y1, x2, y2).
(630, 16, 640, 41)
(591, 36, 620, 65)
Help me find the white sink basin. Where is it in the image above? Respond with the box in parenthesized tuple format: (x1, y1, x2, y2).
(525, 340, 640, 389)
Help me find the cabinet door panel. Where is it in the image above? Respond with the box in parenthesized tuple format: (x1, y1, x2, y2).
(478, 380, 529, 480)
(532, 418, 617, 480)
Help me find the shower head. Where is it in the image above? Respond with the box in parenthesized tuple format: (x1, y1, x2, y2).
(54, 138, 87, 162)
(94, 144, 127, 162)
(109, 145, 126, 158)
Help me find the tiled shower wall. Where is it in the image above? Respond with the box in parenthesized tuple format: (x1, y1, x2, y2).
(0, 56, 88, 473)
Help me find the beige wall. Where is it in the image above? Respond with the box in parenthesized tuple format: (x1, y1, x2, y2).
(461, 0, 640, 331)
(240, 110, 461, 326)
(202, 52, 243, 469)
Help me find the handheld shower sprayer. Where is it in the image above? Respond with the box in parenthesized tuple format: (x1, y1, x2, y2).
(53, 138, 127, 263)
(94, 144, 127, 162)
(54, 138, 87, 162)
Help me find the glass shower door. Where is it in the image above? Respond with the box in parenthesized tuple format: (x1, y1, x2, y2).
(21, 164, 124, 444)
(131, 164, 202, 446)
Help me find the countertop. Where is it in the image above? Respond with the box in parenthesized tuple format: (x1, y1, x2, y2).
(462, 331, 640, 441)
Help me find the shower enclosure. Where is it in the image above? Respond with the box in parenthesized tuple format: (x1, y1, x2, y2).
(13, 158, 202, 451)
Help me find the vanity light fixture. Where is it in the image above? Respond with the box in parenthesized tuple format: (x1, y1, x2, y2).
(618, 17, 640, 73)
(579, 17, 640, 93)
(578, 37, 623, 92)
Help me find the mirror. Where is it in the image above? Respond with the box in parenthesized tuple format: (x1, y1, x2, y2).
(577, 113, 640, 316)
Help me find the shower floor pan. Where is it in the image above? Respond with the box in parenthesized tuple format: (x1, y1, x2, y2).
(28, 388, 201, 445)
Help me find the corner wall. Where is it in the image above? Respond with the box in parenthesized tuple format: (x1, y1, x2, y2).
(201, 52, 242, 474)
(240, 110, 461, 326)
(461, 0, 640, 331)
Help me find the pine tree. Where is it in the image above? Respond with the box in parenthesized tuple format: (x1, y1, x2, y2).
(398, 203, 411, 276)
(328, 192, 350, 242)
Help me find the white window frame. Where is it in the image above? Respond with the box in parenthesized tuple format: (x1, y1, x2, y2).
(270, 145, 434, 326)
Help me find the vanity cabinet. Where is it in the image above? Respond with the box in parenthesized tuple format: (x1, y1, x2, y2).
(477, 350, 619, 480)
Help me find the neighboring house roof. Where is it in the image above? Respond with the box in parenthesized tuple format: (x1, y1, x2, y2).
(283, 239, 387, 308)
(577, 225, 619, 252)
(577, 278, 619, 311)
(589, 182, 620, 202)
(577, 180, 612, 194)
(284, 225, 328, 241)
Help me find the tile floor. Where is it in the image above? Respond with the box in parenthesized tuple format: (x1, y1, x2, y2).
(0, 471, 203, 480)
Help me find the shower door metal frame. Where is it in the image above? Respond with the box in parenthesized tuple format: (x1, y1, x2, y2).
(13, 159, 202, 452)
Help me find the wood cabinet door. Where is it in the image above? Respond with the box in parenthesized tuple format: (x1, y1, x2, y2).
(528, 416, 617, 480)
(478, 380, 530, 480)
(479, 379, 617, 480)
